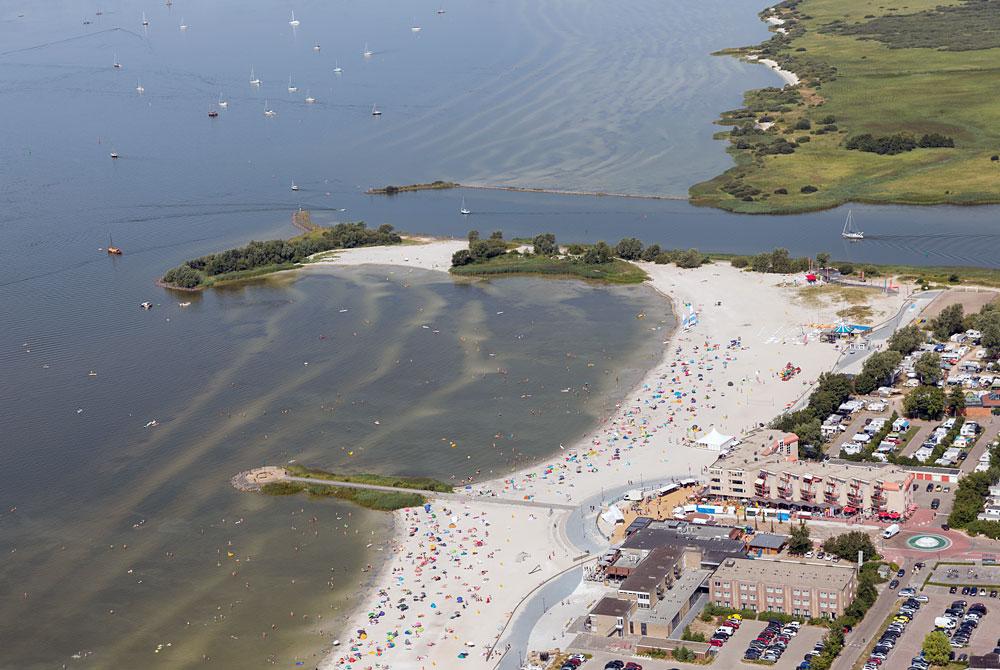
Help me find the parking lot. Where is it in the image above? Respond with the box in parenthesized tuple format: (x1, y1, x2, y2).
(862, 584, 998, 669)
(576, 619, 826, 670)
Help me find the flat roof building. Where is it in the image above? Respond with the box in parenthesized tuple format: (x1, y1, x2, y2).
(709, 557, 857, 619)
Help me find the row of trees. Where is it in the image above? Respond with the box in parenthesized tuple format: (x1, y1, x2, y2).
(163, 223, 401, 288)
(948, 441, 1000, 538)
(788, 525, 877, 562)
(845, 132, 955, 155)
(771, 372, 855, 454)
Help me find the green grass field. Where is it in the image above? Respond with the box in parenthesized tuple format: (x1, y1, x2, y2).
(690, 0, 1000, 213)
(450, 254, 648, 284)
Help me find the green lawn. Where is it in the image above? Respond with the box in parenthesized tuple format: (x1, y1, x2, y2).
(450, 255, 648, 284)
(690, 0, 1000, 213)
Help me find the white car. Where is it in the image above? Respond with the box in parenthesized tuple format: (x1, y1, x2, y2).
(899, 587, 916, 597)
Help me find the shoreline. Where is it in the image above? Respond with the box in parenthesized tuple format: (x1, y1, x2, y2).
(310, 241, 910, 669)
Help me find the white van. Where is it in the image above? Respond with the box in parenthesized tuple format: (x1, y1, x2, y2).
(883, 524, 901, 539)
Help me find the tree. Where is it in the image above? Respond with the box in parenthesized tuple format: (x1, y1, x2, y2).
(788, 523, 812, 555)
(675, 248, 705, 269)
(816, 252, 830, 269)
(615, 237, 644, 260)
(791, 418, 822, 450)
(583, 241, 612, 265)
(887, 325, 924, 355)
(904, 385, 946, 420)
(978, 309, 1000, 358)
(948, 386, 966, 415)
(822, 530, 877, 562)
(467, 230, 480, 243)
(532, 233, 558, 256)
(933, 303, 964, 340)
(921, 631, 951, 666)
(451, 249, 474, 266)
(854, 350, 902, 395)
(640, 244, 661, 262)
(672, 647, 695, 662)
(914, 352, 942, 385)
(489, 230, 504, 240)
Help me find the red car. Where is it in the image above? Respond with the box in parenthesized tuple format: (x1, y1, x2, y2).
(709, 639, 724, 647)
(625, 664, 643, 670)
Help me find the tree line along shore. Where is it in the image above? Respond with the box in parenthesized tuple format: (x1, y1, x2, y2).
(690, 0, 1000, 214)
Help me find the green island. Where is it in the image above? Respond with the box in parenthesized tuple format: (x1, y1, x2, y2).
(447, 231, 681, 284)
(690, 0, 1000, 213)
(261, 465, 452, 512)
(159, 220, 402, 290)
(366, 180, 458, 195)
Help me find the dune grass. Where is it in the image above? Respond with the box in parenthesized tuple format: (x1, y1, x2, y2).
(690, 0, 1000, 213)
(261, 481, 427, 511)
(450, 254, 648, 284)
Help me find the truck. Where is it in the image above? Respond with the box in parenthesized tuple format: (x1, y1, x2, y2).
(883, 524, 901, 539)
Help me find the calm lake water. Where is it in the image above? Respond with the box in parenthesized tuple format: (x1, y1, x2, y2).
(1, 0, 998, 667)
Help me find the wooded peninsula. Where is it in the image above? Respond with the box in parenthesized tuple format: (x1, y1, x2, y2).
(690, 0, 1000, 213)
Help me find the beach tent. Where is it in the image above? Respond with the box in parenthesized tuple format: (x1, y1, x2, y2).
(834, 323, 853, 335)
(600, 505, 624, 526)
(697, 428, 735, 451)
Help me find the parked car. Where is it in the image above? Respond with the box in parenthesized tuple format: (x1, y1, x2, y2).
(931, 498, 941, 509)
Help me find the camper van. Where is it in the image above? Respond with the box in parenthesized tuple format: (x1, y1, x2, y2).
(883, 524, 901, 539)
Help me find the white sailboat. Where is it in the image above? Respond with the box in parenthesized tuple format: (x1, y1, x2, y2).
(437, 6, 446, 14)
(371, 103, 381, 116)
(333, 60, 343, 74)
(218, 92, 228, 108)
(142, 12, 149, 26)
(304, 90, 316, 104)
(313, 43, 321, 51)
(363, 42, 373, 58)
(841, 210, 864, 240)
(287, 76, 298, 93)
(459, 197, 471, 215)
(264, 100, 276, 117)
(135, 79, 144, 94)
(249, 66, 261, 86)
(289, 11, 300, 26)
(179, 17, 188, 30)
(411, 18, 421, 32)
(291, 181, 299, 191)
(113, 52, 122, 69)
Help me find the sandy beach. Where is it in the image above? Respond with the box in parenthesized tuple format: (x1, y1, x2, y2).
(309, 241, 905, 669)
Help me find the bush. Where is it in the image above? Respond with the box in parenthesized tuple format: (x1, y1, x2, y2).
(837, 262, 854, 275)
(820, 115, 836, 124)
(672, 647, 696, 662)
(615, 237, 644, 260)
(794, 118, 812, 130)
(681, 626, 706, 642)
(774, 187, 789, 194)
(801, 184, 819, 193)
(731, 256, 750, 268)
(451, 249, 474, 266)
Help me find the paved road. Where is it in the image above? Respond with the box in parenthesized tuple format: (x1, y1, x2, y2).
(834, 290, 940, 376)
(831, 557, 912, 670)
(285, 475, 579, 511)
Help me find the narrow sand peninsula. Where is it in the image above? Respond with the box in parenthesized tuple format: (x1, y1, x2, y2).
(311, 241, 904, 669)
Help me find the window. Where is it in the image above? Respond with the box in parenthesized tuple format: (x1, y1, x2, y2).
(640, 622, 647, 636)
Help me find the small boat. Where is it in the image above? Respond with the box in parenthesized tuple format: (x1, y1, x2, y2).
(178, 302, 191, 307)
(313, 43, 321, 52)
(437, 7, 446, 14)
(110, 152, 119, 159)
(179, 17, 188, 30)
(363, 42, 373, 58)
(144, 419, 159, 428)
(289, 11, 300, 26)
(135, 80, 144, 94)
(218, 93, 228, 108)
(304, 91, 316, 104)
(411, 18, 421, 32)
(113, 53, 122, 69)
(140, 301, 153, 310)
(106, 234, 123, 254)
(264, 100, 276, 117)
(249, 67, 261, 86)
(208, 109, 219, 118)
(333, 61, 343, 74)
(88, 371, 98, 377)
(841, 210, 864, 240)
(287, 76, 298, 93)
(459, 197, 471, 215)
(142, 12, 149, 26)
(371, 103, 381, 116)
(291, 181, 299, 191)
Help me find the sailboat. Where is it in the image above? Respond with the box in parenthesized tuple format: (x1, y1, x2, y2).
(264, 100, 276, 117)
(291, 181, 299, 191)
(113, 52, 122, 69)
(304, 91, 316, 104)
(135, 79, 144, 94)
(106, 234, 123, 255)
(371, 103, 381, 116)
(142, 12, 149, 26)
(218, 93, 228, 108)
(249, 67, 261, 86)
(313, 43, 321, 51)
(459, 197, 471, 215)
(411, 18, 422, 32)
(289, 11, 300, 26)
(179, 17, 188, 30)
(437, 7, 446, 14)
(287, 76, 298, 93)
(333, 60, 343, 74)
(363, 42, 373, 58)
(841, 210, 864, 240)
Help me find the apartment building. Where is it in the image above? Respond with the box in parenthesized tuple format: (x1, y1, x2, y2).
(709, 557, 857, 619)
(706, 432, 914, 515)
